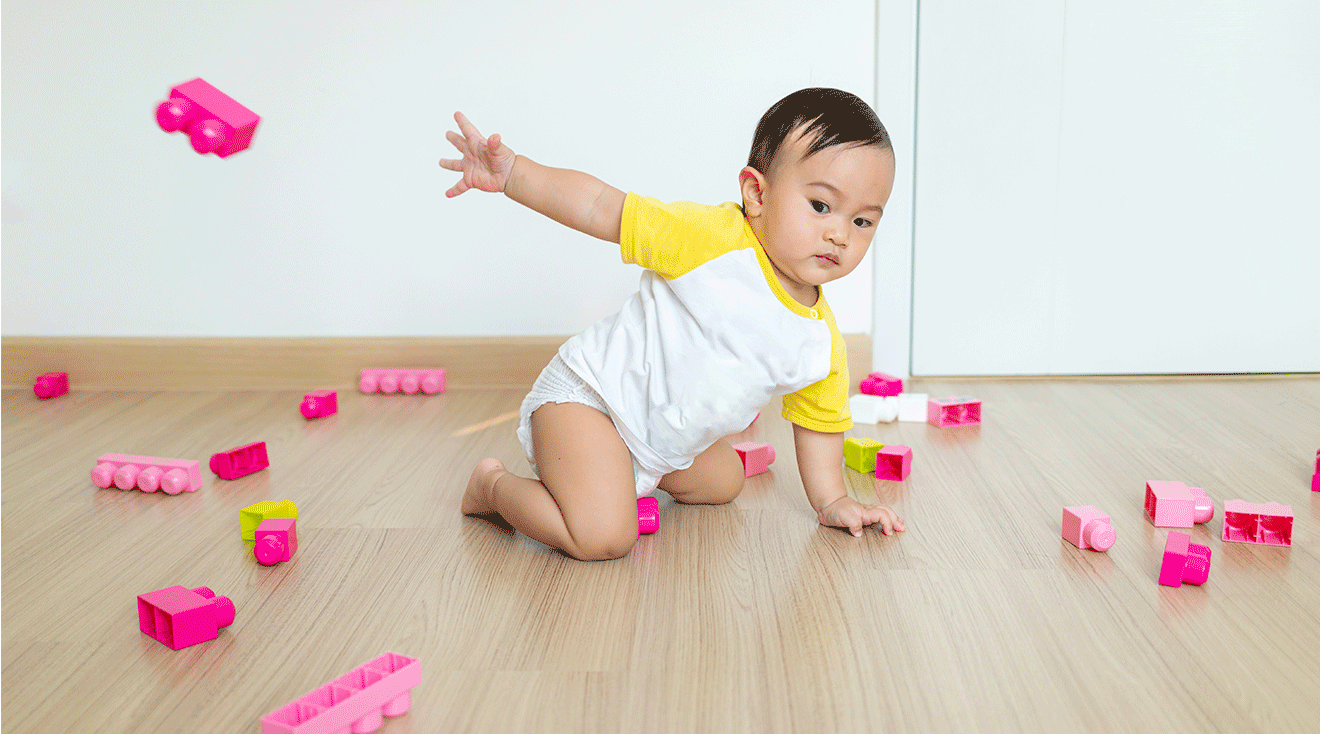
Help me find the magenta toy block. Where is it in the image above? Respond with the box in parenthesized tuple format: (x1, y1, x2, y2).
(1061, 506, 1116, 551)
(1313, 449, 1319, 492)
(638, 497, 659, 535)
(33, 371, 69, 399)
(927, 396, 982, 427)
(300, 390, 338, 419)
(156, 78, 260, 158)
(859, 371, 903, 397)
(91, 453, 202, 495)
(732, 442, 776, 477)
(874, 444, 912, 481)
(210, 441, 269, 480)
(1222, 500, 1293, 546)
(1159, 531, 1211, 587)
(261, 652, 420, 734)
(1143, 480, 1213, 528)
(359, 369, 445, 395)
(137, 585, 235, 650)
(255, 518, 298, 565)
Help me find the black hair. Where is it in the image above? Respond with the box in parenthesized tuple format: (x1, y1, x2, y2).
(746, 88, 891, 176)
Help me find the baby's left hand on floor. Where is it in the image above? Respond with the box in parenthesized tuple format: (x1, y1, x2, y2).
(817, 496, 906, 537)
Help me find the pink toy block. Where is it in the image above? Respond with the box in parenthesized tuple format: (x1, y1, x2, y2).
(859, 371, 903, 397)
(1061, 506, 1116, 551)
(1222, 500, 1293, 546)
(1312, 449, 1319, 492)
(210, 441, 269, 480)
(927, 396, 982, 427)
(300, 390, 338, 419)
(156, 78, 260, 157)
(874, 444, 912, 481)
(255, 518, 298, 565)
(137, 585, 235, 650)
(1159, 531, 1211, 587)
(638, 497, 659, 535)
(242, 500, 299, 540)
(359, 369, 445, 395)
(91, 453, 202, 495)
(33, 371, 69, 399)
(261, 652, 420, 734)
(1143, 480, 1213, 528)
(732, 442, 776, 477)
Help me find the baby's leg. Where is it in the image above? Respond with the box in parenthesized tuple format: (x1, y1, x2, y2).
(463, 402, 638, 561)
(659, 439, 746, 505)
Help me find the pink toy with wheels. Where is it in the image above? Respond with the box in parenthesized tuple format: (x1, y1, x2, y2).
(210, 441, 269, 480)
(1061, 505, 1115, 551)
(33, 371, 69, 399)
(156, 78, 260, 157)
(359, 369, 445, 395)
(1159, 531, 1211, 587)
(638, 497, 659, 535)
(137, 585, 236, 650)
(732, 442, 776, 477)
(91, 453, 202, 494)
(261, 652, 420, 734)
(300, 390, 338, 419)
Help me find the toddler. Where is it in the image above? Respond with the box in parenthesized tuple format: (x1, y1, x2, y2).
(443, 88, 906, 560)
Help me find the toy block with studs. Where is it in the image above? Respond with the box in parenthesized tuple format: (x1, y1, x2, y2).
(638, 497, 659, 535)
(1144, 480, 1214, 528)
(1159, 531, 1211, 587)
(261, 652, 420, 734)
(897, 393, 928, 422)
(300, 390, 338, 419)
(359, 369, 445, 395)
(137, 585, 236, 650)
(850, 394, 898, 424)
(844, 438, 885, 473)
(874, 444, 913, 481)
(91, 453, 202, 495)
(927, 396, 982, 427)
(859, 371, 903, 397)
(33, 371, 69, 399)
(210, 441, 269, 480)
(241, 500, 299, 540)
(732, 442, 776, 477)
(1062, 506, 1116, 551)
(254, 518, 298, 566)
(156, 78, 260, 158)
(1222, 500, 1293, 546)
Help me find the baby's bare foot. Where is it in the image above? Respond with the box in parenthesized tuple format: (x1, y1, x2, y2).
(462, 458, 506, 516)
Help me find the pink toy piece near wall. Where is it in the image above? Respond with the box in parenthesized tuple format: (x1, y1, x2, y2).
(1222, 500, 1293, 546)
(156, 78, 260, 157)
(874, 445, 912, 481)
(359, 369, 445, 395)
(210, 441, 269, 480)
(1313, 449, 1319, 492)
(927, 396, 982, 427)
(1144, 480, 1213, 528)
(859, 372, 903, 397)
(261, 652, 420, 734)
(1062, 505, 1116, 551)
(254, 518, 298, 565)
(33, 371, 69, 399)
(1158, 531, 1211, 587)
(137, 585, 235, 650)
(637, 497, 659, 535)
(91, 453, 202, 495)
(732, 442, 776, 477)
(300, 390, 338, 419)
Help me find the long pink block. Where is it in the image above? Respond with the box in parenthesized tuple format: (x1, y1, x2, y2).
(261, 652, 420, 734)
(637, 497, 659, 535)
(927, 396, 982, 427)
(1222, 500, 1293, 546)
(300, 390, 338, 419)
(137, 585, 235, 650)
(1062, 505, 1116, 551)
(874, 445, 912, 481)
(1312, 449, 1319, 492)
(732, 442, 776, 477)
(359, 369, 445, 395)
(34, 371, 69, 399)
(859, 372, 903, 397)
(1144, 480, 1213, 528)
(156, 78, 260, 157)
(91, 453, 202, 495)
(210, 441, 269, 479)
(255, 518, 298, 565)
(1159, 531, 1211, 587)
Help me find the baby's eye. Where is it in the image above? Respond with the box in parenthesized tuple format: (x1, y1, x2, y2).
(811, 200, 830, 214)
(854, 217, 873, 228)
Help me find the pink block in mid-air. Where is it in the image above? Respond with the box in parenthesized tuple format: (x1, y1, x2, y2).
(137, 585, 236, 650)
(156, 78, 260, 157)
(300, 390, 338, 419)
(732, 442, 776, 477)
(1144, 480, 1213, 528)
(254, 518, 298, 565)
(1222, 500, 1293, 546)
(874, 445, 912, 481)
(927, 396, 982, 427)
(359, 369, 445, 395)
(637, 497, 659, 535)
(210, 441, 269, 480)
(1159, 531, 1211, 587)
(91, 453, 202, 495)
(859, 372, 903, 397)
(261, 652, 420, 734)
(33, 371, 69, 399)
(1061, 506, 1116, 551)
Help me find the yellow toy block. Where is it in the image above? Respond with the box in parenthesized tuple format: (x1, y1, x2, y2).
(241, 500, 299, 540)
(843, 438, 885, 473)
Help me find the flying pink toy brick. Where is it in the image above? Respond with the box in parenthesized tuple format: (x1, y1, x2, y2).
(1159, 531, 1211, 587)
(261, 652, 420, 734)
(300, 390, 338, 419)
(156, 78, 260, 157)
(1222, 500, 1293, 546)
(1144, 480, 1214, 528)
(137, 585, 236, 650)
(859, 371, 903, 397)
(359, 369, 445, 395)
(927, 396, 982, 427)
(91, 453, 202, 495)
(637, 497, 659, 535)
(33, 371, 68, 399)
(1061, 505, 1115, 551)
(874, 445, 912, 481)
(255, 518, 298, 565)
(210, 441, 269, 480)
(732, 442, 776, 477)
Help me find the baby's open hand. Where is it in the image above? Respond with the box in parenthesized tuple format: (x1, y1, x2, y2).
(439, 111, 517, 198)
(817, 496, 906, 537)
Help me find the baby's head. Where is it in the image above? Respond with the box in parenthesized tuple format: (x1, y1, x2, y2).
(740, 88, 895, 303)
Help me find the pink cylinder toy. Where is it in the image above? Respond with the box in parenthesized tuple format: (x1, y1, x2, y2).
(400, 374, 420, 394)
(254, 536, 286, 566)
(160, 468, 190, 495)
(421, 374, 443, 394)
(136, 466, 164, 492)
(359, 374, 379, 393)
(379, 373, 400, 393)
(114, 464, 142, 490)
(638, 496, 659, 535)
(91, 462, 117, 488)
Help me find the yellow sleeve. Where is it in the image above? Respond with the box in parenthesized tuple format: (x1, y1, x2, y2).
(781, 306, 854, 432)
(620, 193, 749, 279)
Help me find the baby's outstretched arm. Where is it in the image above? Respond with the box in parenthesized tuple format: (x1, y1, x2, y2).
(439, 111, 626, 243)
(793, 424, 907, 537)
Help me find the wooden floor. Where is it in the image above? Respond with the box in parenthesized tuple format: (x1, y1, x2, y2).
(3, 377, 1319, 734)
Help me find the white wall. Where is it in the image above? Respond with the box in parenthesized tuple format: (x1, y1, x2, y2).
(1, 0, 877, 337)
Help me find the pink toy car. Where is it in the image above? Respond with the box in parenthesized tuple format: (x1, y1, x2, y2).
(1159, 531, 1211, 587)
(359, 369, 445, 395)
(927, 396, 982, 427)
(1144, 480, 1214, 528)
(156, 78, 260, 157)
(859, 372, 903, 397)
(255, 518, 298, 565)
(33, 371, 68, 399)
(92, 453, 202, 495)
(210, 441, 269, 480)
(300, 390, 338, 419)
(137, 585, 235, 650)
(1222, 500, 1293, 546)
(1062, 505, 1116, 551)
(638, 497, 659, 535)
(732, 442, 776, 477)
(261, 652, 420, 734)
(874, 445, 912, 481)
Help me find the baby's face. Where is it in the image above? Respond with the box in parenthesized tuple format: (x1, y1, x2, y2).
(743, 131, 896, 305)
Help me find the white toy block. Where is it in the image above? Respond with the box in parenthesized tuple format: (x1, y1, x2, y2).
(849, 394, 898, 424)
(897, 393, 928, 422)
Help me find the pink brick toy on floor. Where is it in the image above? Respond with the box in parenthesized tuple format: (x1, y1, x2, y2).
(732, 442, 776, 477)
(91, 453, 202, 495)
(1144, 480, 1214, 528)
(359, 369, 445, 395)
(300, 390, 338, 419)
(859, 372, 903, 397)
(261, 652, 420, 734)
(1159, 531, 1211, 587)
(1312, 449, 1319, 492)
(210, 441, 269, 480)
(874, 445, 912, 481)
(927, 396, 982, 427)
(638, 497, 659, 535)
(242, 500, 299, 540)
(33, 371, 68, 399)
(1222, 500, 1293, 546)
(137, 585, 235, 650)
(156, 78, 260, 157)
(1061, 506, 1115, 551)
(255, 518, 298, 565)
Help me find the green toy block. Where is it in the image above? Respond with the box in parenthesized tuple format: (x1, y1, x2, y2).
(240, 499, 299, 540)
(843, 437, 885, 473)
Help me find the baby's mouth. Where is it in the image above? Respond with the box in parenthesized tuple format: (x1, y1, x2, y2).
(816, 253, 839, 265)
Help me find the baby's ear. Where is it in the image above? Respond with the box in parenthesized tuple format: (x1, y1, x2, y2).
(739, 166, 767, 215)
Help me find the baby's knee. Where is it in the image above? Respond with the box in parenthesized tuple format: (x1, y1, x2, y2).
(566, 521, 637, 561)
(707, 470, 745, 505)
